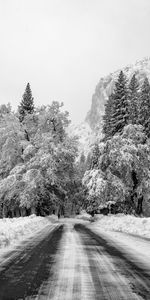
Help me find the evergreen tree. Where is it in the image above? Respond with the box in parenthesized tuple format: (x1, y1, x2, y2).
(91, 143, 100, 169)
(83, 124, 150, 215)
(138, 77, 150, 137)
(103, 94, 114, 139)
(18, 83, 34, 122)
(128, 74, 139, 124)
(110, 71, 129, 135)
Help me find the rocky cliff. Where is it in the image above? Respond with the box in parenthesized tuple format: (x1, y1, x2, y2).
(86, 57, 150, 129)
(69, 57, 150, 157)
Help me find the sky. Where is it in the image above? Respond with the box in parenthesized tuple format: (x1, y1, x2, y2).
(0, 0, 150, 124)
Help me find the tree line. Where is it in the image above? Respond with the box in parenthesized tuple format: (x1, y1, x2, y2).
(83, 72, 150, 216)
(0, 83, 85, 218)
(103, 71, 150, 139)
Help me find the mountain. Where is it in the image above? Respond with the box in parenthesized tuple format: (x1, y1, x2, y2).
(86, 57, 150, 129)
(69, 57, 150, 156)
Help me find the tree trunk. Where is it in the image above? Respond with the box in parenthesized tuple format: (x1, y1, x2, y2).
(31, 206, 36, 215)
(136, 196, 143, 215)
(11, 210, 15, 218)
(20, 207, 27, 217)
(2, 205, 8, 218)
(15, 207, 21, 217)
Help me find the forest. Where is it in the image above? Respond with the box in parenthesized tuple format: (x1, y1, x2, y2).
(1, 72, 150, 218)
(83, 71, 150, 217)
(0, 84, 85, 218)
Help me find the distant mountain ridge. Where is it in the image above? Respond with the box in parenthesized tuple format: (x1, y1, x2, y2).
(86, 57, 150, 129)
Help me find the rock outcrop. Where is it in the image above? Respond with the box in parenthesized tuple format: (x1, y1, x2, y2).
(86, 57, 150, 129)
(70, 57, 150, 158)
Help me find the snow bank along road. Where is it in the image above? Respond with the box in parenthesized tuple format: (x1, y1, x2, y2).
(0, 220, 149, 300)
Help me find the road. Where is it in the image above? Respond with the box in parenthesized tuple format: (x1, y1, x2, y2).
(0, 220, 149, 299)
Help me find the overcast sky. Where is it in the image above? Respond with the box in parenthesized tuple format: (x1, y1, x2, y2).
(0, 0, 150, 123)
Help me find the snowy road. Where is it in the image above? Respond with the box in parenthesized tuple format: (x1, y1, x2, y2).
(0, 221, 149, 299)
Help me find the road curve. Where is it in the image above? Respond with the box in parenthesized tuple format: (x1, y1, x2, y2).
(0, 221, 149, 299)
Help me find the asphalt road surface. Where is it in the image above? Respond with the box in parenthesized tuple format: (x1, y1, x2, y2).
(0, 221, 149, 300)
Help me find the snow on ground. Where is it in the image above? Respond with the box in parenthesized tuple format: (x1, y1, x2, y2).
(49, 223, 96, 300)
(0, 214, 56, 250)
(76, 211, 92, 221)
(93, 214, 150, 238)
(89, 214, 150, 269)
(77, 212, 150, 267)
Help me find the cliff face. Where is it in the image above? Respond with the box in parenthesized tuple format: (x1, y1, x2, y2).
(69, 57, 150, 157)
(86, 57, 150, 129)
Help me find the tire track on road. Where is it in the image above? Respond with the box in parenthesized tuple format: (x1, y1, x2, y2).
(0, 224, 63, 300)
(48, 223, 95, 300)
(75, 224, 150, 300)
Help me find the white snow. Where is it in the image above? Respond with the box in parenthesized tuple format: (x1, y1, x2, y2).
(45, 221, 147, 299)
(76, 210, 92, 221)
(89, 214, 150, 269)
(0, 214, 56, 250)
(93, 214, 150, 238)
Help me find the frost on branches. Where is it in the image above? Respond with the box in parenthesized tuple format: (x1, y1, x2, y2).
(0, 102, 79, 218)
(83, 124, 150, 216)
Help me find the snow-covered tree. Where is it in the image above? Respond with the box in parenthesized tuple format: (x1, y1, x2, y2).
(110, 71, 129, 135)
(0, 101, 80, 217)
(85, 152, 92, 171)
(90, 143, 100, 169)
(103, 71, 129, 140)
(128, 74, 139, 124)
(0, 103, 11, 117)
(83, 124, 150, 215)
(0, 113, 25, 178)
(138, 77, 150, 137)
(102, 94, 114, 139)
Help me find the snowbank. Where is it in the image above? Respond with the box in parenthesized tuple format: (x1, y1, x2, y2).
(0, 215, 55, 249)
(93, 214, 150, 238)
(90, 214, 150, 269)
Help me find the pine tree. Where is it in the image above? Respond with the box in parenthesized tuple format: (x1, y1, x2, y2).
(18, 83, 34, 122)
(138, 77, 150, 136)
(128, 74, 139, 124)
(91, 143, 100, 169)
(110, 71, 129, 135)
(103, 94, 115, 139)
